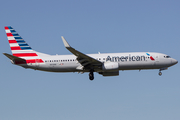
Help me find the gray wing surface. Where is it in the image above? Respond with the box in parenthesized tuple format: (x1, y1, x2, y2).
(61, 36, 102, 70)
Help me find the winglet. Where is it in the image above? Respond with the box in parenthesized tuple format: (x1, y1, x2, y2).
(61, 36, 70, 48)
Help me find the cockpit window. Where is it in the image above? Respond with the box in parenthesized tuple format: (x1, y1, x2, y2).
(164, 56, 171, 58)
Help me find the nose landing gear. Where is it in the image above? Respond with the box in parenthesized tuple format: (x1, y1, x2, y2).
(158, 67, 168, 76)
(158, 71, 162, 76)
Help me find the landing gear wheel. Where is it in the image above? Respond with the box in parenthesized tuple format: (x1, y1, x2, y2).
(89, 71, 94, 80)
(159, 72, 162, 76)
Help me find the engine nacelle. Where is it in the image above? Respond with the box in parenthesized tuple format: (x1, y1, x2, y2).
(102, 62, 119, 70)
(99, 71, 119, 76)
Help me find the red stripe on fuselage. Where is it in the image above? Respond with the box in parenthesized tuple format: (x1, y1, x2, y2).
(15, 59, 44, 64)
(13, 53, 38, 57)
(9, 40, 17, 43)
(26, 59, 44, 63)
(11, 46, 21, 50)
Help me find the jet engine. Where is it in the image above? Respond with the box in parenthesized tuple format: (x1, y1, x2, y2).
(99, 62, 119, 76)
(99, 71, 119, 76)
(102, 62, 119, 70)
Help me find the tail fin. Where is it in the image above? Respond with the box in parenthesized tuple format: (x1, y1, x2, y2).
(5, 26, 33, 52)
(4, 26, 44, 64)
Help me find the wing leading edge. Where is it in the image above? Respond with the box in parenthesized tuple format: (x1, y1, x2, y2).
(61, 36, 102, 70)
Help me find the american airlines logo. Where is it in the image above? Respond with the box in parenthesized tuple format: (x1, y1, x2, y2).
(146, 53, 155, 61)
(106, 55, 146, 62)
(106, 53, 155, 62)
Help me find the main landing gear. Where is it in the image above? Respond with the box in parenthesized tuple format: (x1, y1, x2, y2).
(89, 70, 94, 80)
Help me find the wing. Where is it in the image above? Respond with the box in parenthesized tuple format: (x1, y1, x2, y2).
(61, 36, 102, 70)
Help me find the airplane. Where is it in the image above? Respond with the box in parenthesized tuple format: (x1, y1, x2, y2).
(3, 26, 178, 80)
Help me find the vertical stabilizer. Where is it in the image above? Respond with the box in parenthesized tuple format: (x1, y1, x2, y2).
(4, 26, 44, 64)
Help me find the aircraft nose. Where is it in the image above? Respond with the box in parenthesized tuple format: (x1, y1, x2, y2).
(172, 58, 178, 65)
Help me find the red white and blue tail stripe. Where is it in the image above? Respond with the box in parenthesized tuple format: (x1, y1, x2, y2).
(5, 26, 44, 64)
(5, 26, 32, 51)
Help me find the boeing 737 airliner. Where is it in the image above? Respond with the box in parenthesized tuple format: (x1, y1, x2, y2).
(3, 26, 178, 80)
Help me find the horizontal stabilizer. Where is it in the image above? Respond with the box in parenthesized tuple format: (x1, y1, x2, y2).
(3, 53, 26, 62)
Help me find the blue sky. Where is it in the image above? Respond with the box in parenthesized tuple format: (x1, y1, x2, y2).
(0, 0, 180, 120)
